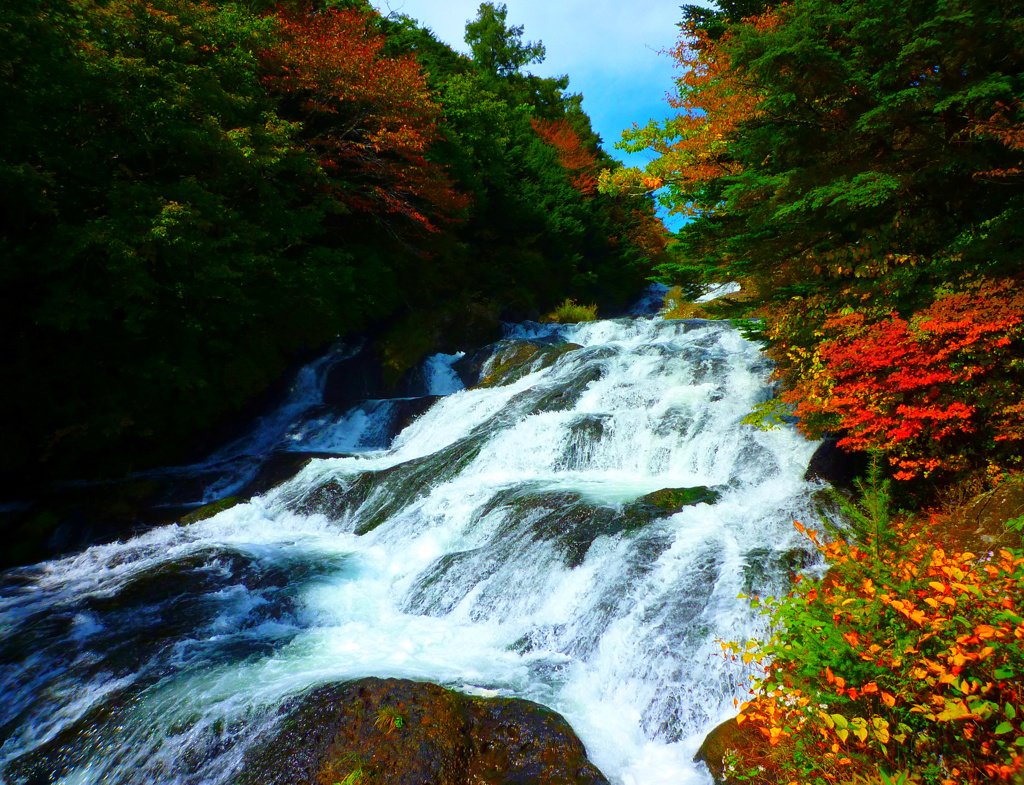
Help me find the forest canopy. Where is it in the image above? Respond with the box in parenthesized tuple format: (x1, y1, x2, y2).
(0, 0, 666, 485)
(604, 0, 1024, 492)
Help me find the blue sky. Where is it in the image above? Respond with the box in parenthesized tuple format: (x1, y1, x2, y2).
(371, 1, 700, 228)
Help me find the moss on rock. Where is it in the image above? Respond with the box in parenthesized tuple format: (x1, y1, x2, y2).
(958, 475, 1024, 550)
(179, 496, 241, 525)
(233, 677, 609, 785)
(694, 716, 770, 784)
(476, 341, 583, 388)
(622, 486, 723, 522)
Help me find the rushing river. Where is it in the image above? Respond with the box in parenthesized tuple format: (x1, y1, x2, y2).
(0, 308, 823, 784)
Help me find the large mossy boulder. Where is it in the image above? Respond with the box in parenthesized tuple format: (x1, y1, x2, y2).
(234, 677, 609, 785)
(942, 474, 1024, 551)
(622, 486, 723, 521)
(178, 496, 242, 525)
(474, 341, 583, 388)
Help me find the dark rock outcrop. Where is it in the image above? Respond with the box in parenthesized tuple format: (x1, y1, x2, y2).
(946, 474, 1024, 551)
(740, 546, 811, 596)
(803, 436, 868, 489)
(322, 345, 389, 407)
(178, 496, 242, 525)
(0, 478, 169, 570)
(473, 341, 584, 388)
(234, 677, 609, 785)
(240, 451, 335, 498)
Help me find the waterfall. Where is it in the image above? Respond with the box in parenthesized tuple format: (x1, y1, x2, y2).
(0, 314, 824, 785)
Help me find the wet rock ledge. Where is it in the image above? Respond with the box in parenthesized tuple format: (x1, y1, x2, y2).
(234, 677, 609, 785)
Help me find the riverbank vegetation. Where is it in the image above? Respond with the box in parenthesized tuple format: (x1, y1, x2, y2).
(0, 0, 665, 487)
(723, 471, 1024, 784)
(603, 0, 1024, 780)
(605, 0, 1023, 499)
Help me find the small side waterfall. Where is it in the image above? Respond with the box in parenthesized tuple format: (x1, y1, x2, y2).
(0, 314, 824, 785)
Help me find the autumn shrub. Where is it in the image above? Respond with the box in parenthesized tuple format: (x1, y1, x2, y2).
(544, 299, 598, 323)
(724, 478, 1024, 784)
(773, 277, 1024, 482)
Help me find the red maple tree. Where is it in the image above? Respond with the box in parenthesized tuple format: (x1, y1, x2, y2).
(262, 6, 468, 232)
(785, 278, 1024, 479)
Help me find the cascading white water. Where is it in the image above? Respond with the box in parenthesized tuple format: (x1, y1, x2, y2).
(0, 314, 824, 785)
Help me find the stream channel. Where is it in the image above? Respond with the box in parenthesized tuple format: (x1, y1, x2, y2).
(0, 299, 827, 784)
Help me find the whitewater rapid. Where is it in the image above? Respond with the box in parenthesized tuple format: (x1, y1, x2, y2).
(0, 314, 823, 785)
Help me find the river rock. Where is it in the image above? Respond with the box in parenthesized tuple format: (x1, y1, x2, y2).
(291, 432, 487, 534)
(474, 341, 584, 388)
(740, 546, 811, 596)
(693, 716, 767, 784)
(234, 677, 609, 785)
(941, 474, 1024, 551)
(178, 496, 242, 524)
(802, 436, 868, 489)
(322, 344, 388, 406)
(623, 486, 723, 520)
(239, 451, 337, 497)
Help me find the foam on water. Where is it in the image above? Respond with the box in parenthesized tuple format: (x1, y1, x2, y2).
(422, 352, 466, 395)
(0, 316, 823, 785)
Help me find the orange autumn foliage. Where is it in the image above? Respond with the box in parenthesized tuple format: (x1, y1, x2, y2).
(531, 118, 600, 195)
(623, 208, 669, 258)
(601, 10, 782, 206)
(969, 100, 1024, 180)
(664, 13, 779, 180)
(262, 6, 467, 231)
(727, 518, 1024, 784)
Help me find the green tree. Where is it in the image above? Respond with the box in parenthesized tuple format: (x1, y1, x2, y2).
(0, 0, 665, 488)
(615, 0, 1024, 312)
(378, 7, 663, 322)
(604, 0, 1024, 487)
(0, 0, 417, 482)
(464, 2, 545, 78)
(680, 0, 774, 39)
